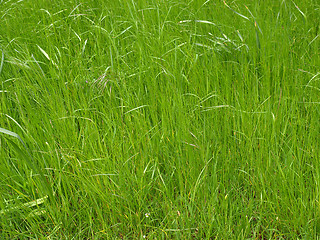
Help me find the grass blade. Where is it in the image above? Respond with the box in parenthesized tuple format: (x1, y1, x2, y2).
(0, 127, 26, 149)
(223, 1, 249, 21)
(291, 0, 307, 22)
(0, 49, 4, 76)
(0, 128, 54, 200)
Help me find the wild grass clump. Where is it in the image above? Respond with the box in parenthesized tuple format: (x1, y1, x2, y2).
(0, 0, 319, 238)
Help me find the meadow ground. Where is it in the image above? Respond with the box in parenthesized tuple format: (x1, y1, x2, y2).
(0, 0, 319, 239)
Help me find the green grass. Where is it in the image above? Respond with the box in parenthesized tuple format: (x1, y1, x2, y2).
(0, 0, 319, 238)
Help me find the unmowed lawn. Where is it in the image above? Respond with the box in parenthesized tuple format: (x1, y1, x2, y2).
(0, 0, 319, 239)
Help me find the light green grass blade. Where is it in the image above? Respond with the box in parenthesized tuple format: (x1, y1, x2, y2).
(0, 49, 4, 76)
(0, 195, 48, 215)
(0, 127, 26, 149)
(291, 0, 307, 22)
(223, 1, 249, 21)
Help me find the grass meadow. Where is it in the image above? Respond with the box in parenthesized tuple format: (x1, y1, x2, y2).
(0, 0, 319, 238)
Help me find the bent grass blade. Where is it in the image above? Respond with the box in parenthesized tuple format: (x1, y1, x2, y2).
(0, 127, 27, 149)
(0, 127, 54, 200)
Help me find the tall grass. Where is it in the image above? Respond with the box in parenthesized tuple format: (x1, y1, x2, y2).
(0, 0, 319, 238)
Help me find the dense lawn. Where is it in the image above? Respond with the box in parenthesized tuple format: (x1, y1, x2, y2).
(0, 0, 319, 238)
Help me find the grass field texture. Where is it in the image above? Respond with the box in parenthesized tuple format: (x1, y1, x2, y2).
(0, 0, 319, 238)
